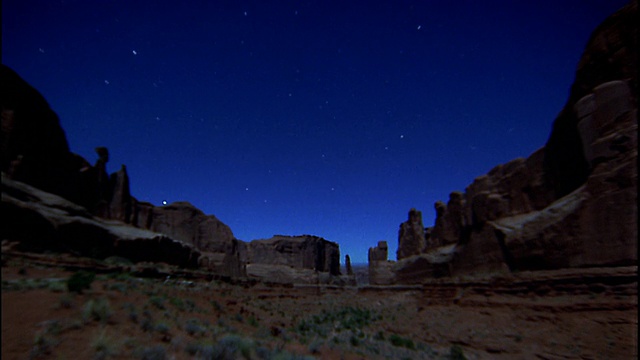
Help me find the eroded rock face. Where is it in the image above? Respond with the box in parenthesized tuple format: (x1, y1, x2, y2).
(368, 241, 395, 285)
(388, 2, 637, 283)
(1, 174, 200, 268)
(397, 209, 427, 260)
(246, 235, 340, 276)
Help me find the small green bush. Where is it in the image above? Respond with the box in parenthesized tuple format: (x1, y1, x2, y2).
(136, 344, 166, 360)
(82, 298, 113, 323)
(389, 334, 415, 350)
(450, 344, 467, 360)
(92, 329, 119, 358)
(148, 296, 166, 310)
(67, 271, 95, 293)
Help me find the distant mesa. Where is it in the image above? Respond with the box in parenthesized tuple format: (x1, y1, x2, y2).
(369, 1, 638, 285)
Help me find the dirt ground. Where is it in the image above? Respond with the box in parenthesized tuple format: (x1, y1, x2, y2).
(2, 252, 637, 359)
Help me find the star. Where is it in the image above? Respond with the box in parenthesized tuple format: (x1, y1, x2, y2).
(132, 50, 137, 55)
(162, 200, 167, 205)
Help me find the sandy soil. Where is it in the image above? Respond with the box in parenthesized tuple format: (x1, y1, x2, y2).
(2, 251, 637, 359)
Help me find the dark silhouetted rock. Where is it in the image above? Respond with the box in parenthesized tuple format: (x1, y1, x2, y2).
(397, 209, 427, 260)
(0, 65, 85, 205)
(1, 174, 199, 268)
(345, 254, 353, 276)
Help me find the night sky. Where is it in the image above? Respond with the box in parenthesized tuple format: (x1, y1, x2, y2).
(2, 1, 627, 264)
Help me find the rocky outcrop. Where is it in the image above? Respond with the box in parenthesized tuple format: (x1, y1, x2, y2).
(246, 235, 340, 273)
(1, 65, 87, 206)
(345, 255, 353, 276)
(368, 241, 395, 285)
(1, 174, 200, 268)
(396, 209, 427, 260)
(2, 62, 354, 283)
(241, 235, 345, 284)
(388, 2, 637, 284)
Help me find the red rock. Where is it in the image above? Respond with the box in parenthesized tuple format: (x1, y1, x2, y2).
(390, 2, 637, 283)
(396, 209, 427, 260)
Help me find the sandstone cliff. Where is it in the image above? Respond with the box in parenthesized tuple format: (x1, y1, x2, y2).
(388, 2, 637, 283)
(244, 235, 342, 284)
(1, 65, 342, 281)
(1, 174, 200, 268)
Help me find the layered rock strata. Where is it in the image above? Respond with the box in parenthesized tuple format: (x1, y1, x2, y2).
(243, 235, 343, 284)
(1, 174, 199, 268)
(368, 241, 395, 285)
(1, 64, 342, 281)
(388, 2, 637, 284)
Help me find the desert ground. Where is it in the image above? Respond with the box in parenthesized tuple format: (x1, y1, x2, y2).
(2, 250, 637, 360)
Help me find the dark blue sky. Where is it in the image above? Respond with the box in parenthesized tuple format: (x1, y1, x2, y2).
(3, 0, 627, 263)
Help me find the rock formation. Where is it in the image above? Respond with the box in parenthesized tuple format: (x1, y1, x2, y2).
(345, 255, 353, 276)
(1, 65, 86, 206)
(1, 64, 345, 281)
(250, 235, 340, 274)
(379, 2, 637, 284)
(368, 241, 395, 285)
(1, 174, 200, 268)
(396, 209, 427, 260)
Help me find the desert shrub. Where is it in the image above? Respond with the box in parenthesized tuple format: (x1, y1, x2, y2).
(449, 344, 467, 360)
(248, 315, 259, 327)
(92, 329, 119, 359)
(185, 341, 215, 357)
(122, 302, 138, 323)
(234, 313, 244, 323)
(31, 331, 57, 358)
(389, 334, 415, 350)
(106, 282, 128, 293)
(349, 335, 360, 347)
(211, 300, 223, 313)
(184, 299, 197, 312)
(67, 271, 95, 293)
(135, 345, 167, 360)
(58, 293, 74, 309)
(104, 256, 133, 266)
(155, 322, 170, 335)
(169, 297, 184, 311)
(82, 297, 113, 323)
(48, 280, 66, 293)
(185, 318, 206, 337)
(308, 339, 323, 354)
(149, 296, 166, 310)
(140, 318, 154, 332)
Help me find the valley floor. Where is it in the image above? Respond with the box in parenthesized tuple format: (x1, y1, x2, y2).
(2, 251, 637, 359)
